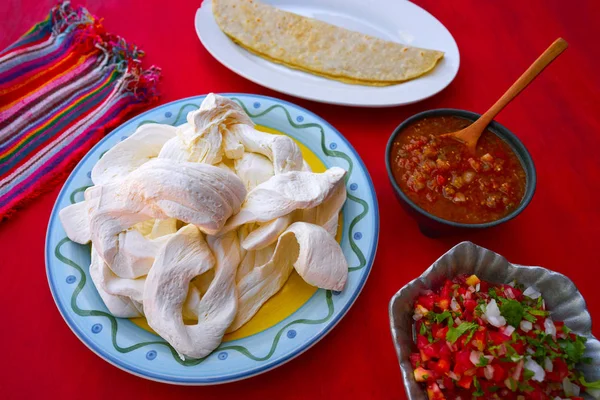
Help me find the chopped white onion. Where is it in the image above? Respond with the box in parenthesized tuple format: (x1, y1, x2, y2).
(505, 287, 516, 299)
(523, 286, 542, 299)
(526, 347, 535, 355)
(545, 317, 557, 337)
(513, 359, 524, 380)
(544, 357, 553, 372)
(524, 357, 545, 382)
(484, 299, 507, 327)
(484, 355, 494, 362)
(498, 344, 507, 356)
(437, 379, 445, 389)
(468, 285, 476, 293)
(563, 377, 580, 397)
(484, 365, 495, 380)
(470, 350, 484, 366)
(502, 325, 516, 337)
(454, 317, 462, 326)
(476, 283, 481, 292)
(520, 320, 533, 332)
(450, 296, 460, 312)
(447, 371, 459, 381)
(464, 291, 472, 300)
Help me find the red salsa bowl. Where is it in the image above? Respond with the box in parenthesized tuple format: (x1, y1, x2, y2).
(385, 109, 536, 237)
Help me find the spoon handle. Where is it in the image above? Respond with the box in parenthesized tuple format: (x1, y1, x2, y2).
(475, 38, 569, 129)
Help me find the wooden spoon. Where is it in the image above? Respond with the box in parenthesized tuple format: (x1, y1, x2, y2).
(443, 38, 568, 153)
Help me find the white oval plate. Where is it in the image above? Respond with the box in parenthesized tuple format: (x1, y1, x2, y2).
(195, 0, 459, 107)
(45, 94, 379, 384)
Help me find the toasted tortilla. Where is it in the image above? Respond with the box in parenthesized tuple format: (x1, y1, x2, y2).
(212, 0, 444, 86)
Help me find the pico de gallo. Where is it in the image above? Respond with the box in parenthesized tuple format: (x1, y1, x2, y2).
(411, 274, 600, 400)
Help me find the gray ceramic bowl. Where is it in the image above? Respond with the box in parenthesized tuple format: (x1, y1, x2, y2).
(385, 109, 537, 237)
(389, 241, 600, 400)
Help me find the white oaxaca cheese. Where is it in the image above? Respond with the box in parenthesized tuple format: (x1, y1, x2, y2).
(109, 229, 172, 279)
(241, 214, 292, 251)
(228, 124, 303, 174)
(284, 222, 348, 291)
(158, 94, 253, 164)
(91, 123, 176, 185)
(297, 177, 346, 237)
(223, 167, 346, 232)
(89, 246, 142, 318)
(144, 225, 240, 359)
(87, 159, 246, 267)
(234, 152, 274, 191)
(229, 222, 347, 332)
(58, 200, 91, 244)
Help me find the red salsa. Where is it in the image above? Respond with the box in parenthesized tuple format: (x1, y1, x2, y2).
(391, 116, 527, 224)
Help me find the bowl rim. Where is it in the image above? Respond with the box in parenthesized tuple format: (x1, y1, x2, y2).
(384, 108, 537, 229)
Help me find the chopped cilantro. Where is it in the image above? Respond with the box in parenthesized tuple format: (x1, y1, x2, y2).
(464, 327, 477, 344)
(473, 376, 484, 397)
(446, 322, 478, 344)
(561, 336, 587, 364)
(488, 287, 500, 301)
(488, 386, 500, 393)
(476, 355, 488, 367)
(508, 377, 518, 392)
(562, 325, 572, 334)
(518, 382, 535, 392)
(423, 374, 429, 380)
(500, 299, 525, 327)
(528, 309, 548, 316)
(523, 313, 537, 323)
(419, 323, 427, 336)
(523, 369, 535, 380)
(430, 310, 452, 324)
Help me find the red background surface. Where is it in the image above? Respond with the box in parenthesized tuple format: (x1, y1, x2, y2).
(1, 1, 599, 399)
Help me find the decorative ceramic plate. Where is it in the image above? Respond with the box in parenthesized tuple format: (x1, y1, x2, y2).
(195, 0, 460, 107)
(45, 94, 379, 384)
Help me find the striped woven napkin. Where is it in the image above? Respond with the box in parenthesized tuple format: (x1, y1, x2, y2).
(0, 1, 161, 220)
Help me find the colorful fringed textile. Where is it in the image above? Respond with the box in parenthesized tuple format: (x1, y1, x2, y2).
(0, 1, 160, 220)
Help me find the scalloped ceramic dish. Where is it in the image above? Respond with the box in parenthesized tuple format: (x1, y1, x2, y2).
(389, 241, 600, 400)
(45, 94, 379, 384)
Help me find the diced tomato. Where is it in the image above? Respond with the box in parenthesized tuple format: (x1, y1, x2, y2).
(434, 326, 449, 340)
(457, 374, 473, 389)
(436, 175, 446, 186)
(478, 280, 490, 292)
(491, 363, 506, 382)
(511, 341, 525, 354)
(442, 376, 455, 391)
(488, 330, 511, 345)
(417, 334, 429, 349)
(422, 341, 441, 359)
(465, 275, 480, 287)
(420, 350, 431, 362)
(410, 353, 421, 369)
(546, 359, 568, 382)
(463, 299, 477, 312)
(432, 358, 451, 374)
(440, 279, 453, 298)
(414, 367, 433, 382)
(470, 329, 486, 351)
(527, 388, 549, 400)
(426, 383, 446, 400)
(436, 296, 450, 311)
(417, 294, 435, 310)
(439, 341, 452, 360)
(453, 349, 472, 374)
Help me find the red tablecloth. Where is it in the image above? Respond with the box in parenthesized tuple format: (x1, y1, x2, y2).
(1, 1, 599, 398)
